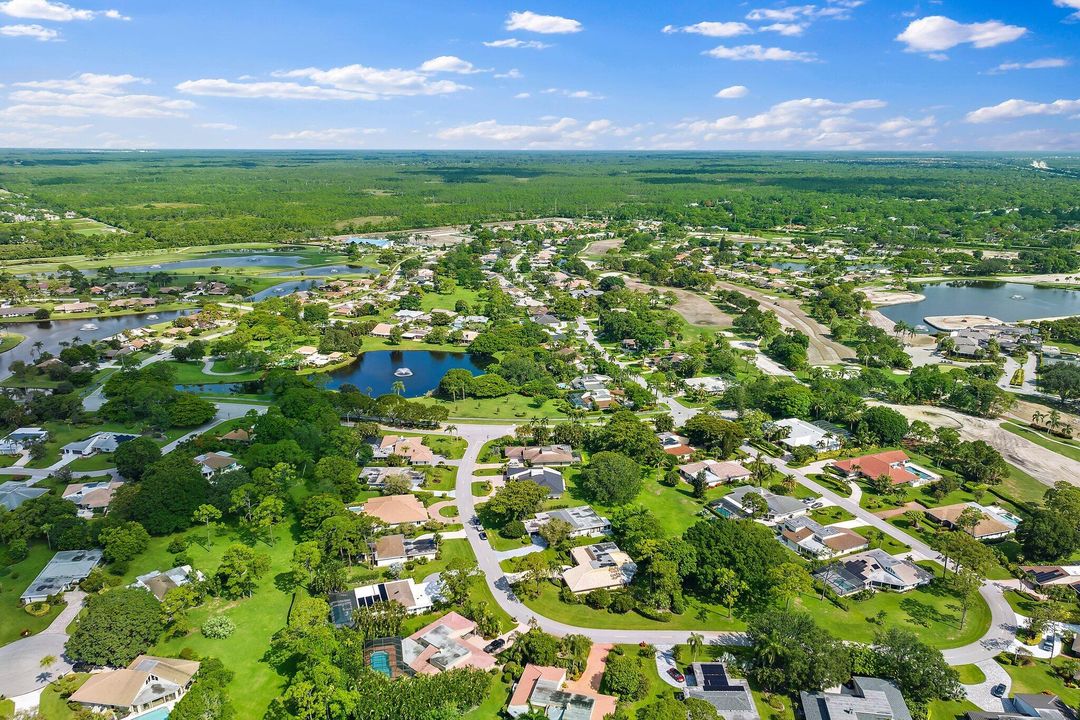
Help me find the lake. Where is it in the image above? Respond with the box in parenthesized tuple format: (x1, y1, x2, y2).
(90, 254, 314, 275)
(270, 264, 377, 277)
(324, 350, 487, 397)
(246, 279, 319, 302)
(879, 281, 1080, 331)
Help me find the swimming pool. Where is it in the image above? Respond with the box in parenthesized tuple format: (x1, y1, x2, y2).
(134, 707, 170, 720)
(370, 650, 391, 677)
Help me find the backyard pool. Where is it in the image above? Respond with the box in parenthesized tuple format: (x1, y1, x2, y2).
(369, 650, 391, 677)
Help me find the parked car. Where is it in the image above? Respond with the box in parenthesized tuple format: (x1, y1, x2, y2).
(667, 668, 685, 683)
(483, 638, 506, 654)
(1040, 637, 1054, 651)
(991, 684, 1006, 698)
(479, 531, 487, 540)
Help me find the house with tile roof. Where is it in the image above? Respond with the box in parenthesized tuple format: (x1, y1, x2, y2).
(561, 542, 637, 594)
(354, 494, 429, 528)
(677, 459, 751, 487)
(508, 664, 617, 720)
(778, 516, 868, 559)
(832, 451, 939, 487)
(63, 480, 124, 517)
(70, 656, 200, 715)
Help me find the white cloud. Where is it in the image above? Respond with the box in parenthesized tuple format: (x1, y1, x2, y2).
(483, 38, 550, 49)
(716, 85, 748, 99)
(0, 0, 127, 21)
(965, 98, 1080, 123)
(668, 97, 930, 149)
(269, 127, 385, 145)
(705, 44, 817, 62)
(198, 122, 237, 130)
(992, 58, 1069, 73)
(179, 62, 470, 101)
(1054, 0, 1080, 21)
(0, 119, 90, 146)
(3, 72, 193, 118)
(436, 116, 638, 147)
(514, 92, 530, 99)
(505, 10, 581, 34)
(0, 22, 57, 39)
(761, 22, 805, 36)
(896, 16, 1027, 54)
(746, 2, 863, 23)
(418, 55, 486, 74)
(495, 68, 523, 79)
(661, 21, 752, 38)
(542, 87, 604, 100)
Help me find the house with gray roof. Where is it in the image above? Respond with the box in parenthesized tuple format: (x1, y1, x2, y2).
(686, 663, 759, 720)
(62, 431, 138, 457)
(0, 480, 47, 510)
(21, 549, 103, 603)
(801, 677, 912, 720)
(814, 548, 934, 596)
(505, 465, 565, 498)
(717, 485, 809, 525)
(525, 506, 610, 538)
(968, 693, 1078, 720)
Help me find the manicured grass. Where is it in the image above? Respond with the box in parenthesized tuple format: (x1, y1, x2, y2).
(520, 581, 745, 631)
(999, 657, 1080, 705)
(161, 360, 264, 384)
(791, 574, 990, 649)
(463, 674, 512, 719)
(419, 286, 481, 313)
(928, 699, 981, 720)
(394, 432, 466, 460)
(999, 463, 1050, 507)
(25, 420, 186, 469)
(38, 673, 89, 720)
(1001, 588, 1073, 619)
(954, 664, 986, 684)
(474, 467, 502, 476)
(1001, 421, 1080, 463)
(810, 505, 856, 524)
(415, 394, 566, 420)
(0, 543, 66, 647)
(0, 331, 25, 354)
(66, 453, 116, 471)
(421, 465, 457, 492)
(478, 436, 514, 463)
(471, 480, 492, 497)
(808, 472, 852, 497)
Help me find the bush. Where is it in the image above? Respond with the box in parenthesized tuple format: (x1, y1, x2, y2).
(501, 519, 527, 539)
(24, 601, 50, 617)
(201, 615, 236, 639)
(167, 536, 190, 554)
(560, 586, 582, 604)
(179, 647, 200, 660)
(610, 592, 635, 614)
(586, 588, 612, 609)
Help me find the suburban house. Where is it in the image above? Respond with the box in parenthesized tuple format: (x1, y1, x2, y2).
(685, 663, 760, 720)
(193, 451, 241, 479)
(967, 693, 1078, 720)
(361, 466, 425, 491)
(374, 435, 437, 465)
(69, 656, 200, 716)
(21, 549, 104, 604)
(0, 426, 49, 454)
(354, 494, 429, 528)
(1020, 565, 1080, 594)
(399, 611, 499, 675)
(371, 534, 438, 567)
(505, 465, 565, 497)
(561, 542, 637, 594)
(814, 549, 934, 596)
(778, 516, 869, 559)
(0, 480, 47, 510)
(63, 480, 124, 517)
(219, 427, 251, 443)
(525, 506, 610, 538)
(925, 502, 1020, 540)
(61, 431, 138, 457)
(657, 432, 695, 457)
(329, 577, 434, 625)
(801, 677, 913, 720)
(131, 565, 204, 601)
(504, 444, 577, 467)
(683, 376, 729, 394)
(508, 664, 617, 720)
(832, 451, 939, 487)
(677, 459, 751, 487)
(771, 418, 843, 452)
(716, 486, 808, 524)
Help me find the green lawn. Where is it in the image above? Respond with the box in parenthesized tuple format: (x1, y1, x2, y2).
(0, 331, 25, 354)
(1001, 421, 1080, 463)
(471, 480, 492, 497)
(419, 286, 481, 313)
(421, 465, 457, 492)
(520, 581, 745, 631)
(954, 664, 986, 684)
(791, 574, 990, 649)
(810, 505, 856, 524)
(463, 674, 512, 719)
(25, 420, 186, 469)
(416, 394, 566, 421)
(999, 657, 1080, 705)
(928, 699, 981, 720)
(998, 463, 1050, 507)
(0, 543, 67, 647)
(38, 673, 89, 720)
(65, 453, 117, 472)
(393, 432, 466, 460)
(162, 360, 264, 384)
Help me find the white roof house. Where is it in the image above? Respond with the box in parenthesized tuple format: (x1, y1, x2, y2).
(773, 418, 843, 451)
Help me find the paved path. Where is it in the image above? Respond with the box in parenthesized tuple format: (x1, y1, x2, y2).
(962, 659, 1011, 712)
(940, 582, 1018, 665)
(655, 645, 686, 688)
(201, 357, 249, 376)
(0, 591, 85, 698)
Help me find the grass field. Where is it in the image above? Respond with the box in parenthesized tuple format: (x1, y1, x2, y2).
(1001, 421, 1080, 463)
(0, 543, 67, 647)
(0, 332, 25, 354)
(954, 664, 985, 684)
(416, 394, 566, 420)
(162, 360, 265, 384)
(810, 505, 856, 524)
(999, 657, 1080, 705)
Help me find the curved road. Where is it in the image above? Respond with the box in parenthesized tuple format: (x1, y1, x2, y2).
(0, 591, 85, 699)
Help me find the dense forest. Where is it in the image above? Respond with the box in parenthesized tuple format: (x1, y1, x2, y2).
(1, 151, 1078, 258)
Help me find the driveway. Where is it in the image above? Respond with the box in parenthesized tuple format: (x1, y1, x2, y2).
(962, 659, 1011, 712)
(0, 591, 85, 699)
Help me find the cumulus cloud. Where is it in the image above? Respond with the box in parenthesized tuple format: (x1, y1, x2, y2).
(483, 38, 550, 49)
(716, 85, 748, 99)
(178, 61, 470, 101)
(495, 68, 523, 79)
(669, 96, 932, 149)
(3, 72, 194, 118)
(991, 58, 1069, 73)
(418, 55, 487, 74)
(0, 22, 58, 39)
(436, 117, 638, 147)
(896, 16, 1027, 55)
(965, 98, 1080, 123)
(269, 127, 385, 145)
(760, 22, 805, 36)
(542, 87, 604, 100)
(514, 92, 530, 99)
(1054, 0, 1080, 21)
(661, 21, 752, 37)
(0, 0, 127, 21)
(705, 44, 817, 62)
(505, 10, 581, 34)
(746, 1, 863, 23)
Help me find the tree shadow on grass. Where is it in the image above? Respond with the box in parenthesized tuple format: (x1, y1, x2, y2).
(900, 597, 960, 629)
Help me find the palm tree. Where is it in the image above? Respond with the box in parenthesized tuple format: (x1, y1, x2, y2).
(444, 424, 458, 435)
(31, 340, 43, 359)
(688, 632, 705, 661)
(1031, 410, 1046, 429)
(391, 380, 405, 396)
(1049, 409, 1063, 434)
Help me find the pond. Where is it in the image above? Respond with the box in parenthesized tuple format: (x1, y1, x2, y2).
(879, 281, 1080, 331)
(270, 264, 378, 277)
(246, 279, 319, 302)
(324, 350, 487, 397)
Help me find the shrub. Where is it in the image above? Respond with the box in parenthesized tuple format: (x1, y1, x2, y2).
(586, 588, 612, 609)
(560, 586, 582, 604)
(167, 536, 190, 554)
(25, 602, 50, 617)
(201, 615, 236, 639)
(610, 593, 635, 614)
(501, 520, 527, 539)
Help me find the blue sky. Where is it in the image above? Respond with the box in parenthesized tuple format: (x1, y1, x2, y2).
(0, 0, 1077, 150)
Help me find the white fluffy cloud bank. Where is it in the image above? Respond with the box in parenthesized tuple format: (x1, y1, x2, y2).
(662, 21, 751, 38)
(436, 117, 637, 147)
(896, 16, 1027, 55)
(965, 98, 1080, 123)
(3, 73, 194, 118)
(705, 44, 817, 62)
(505, 11, 581, 34)
(0, 22, 57, 39)
(0, 0, 127, 21)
